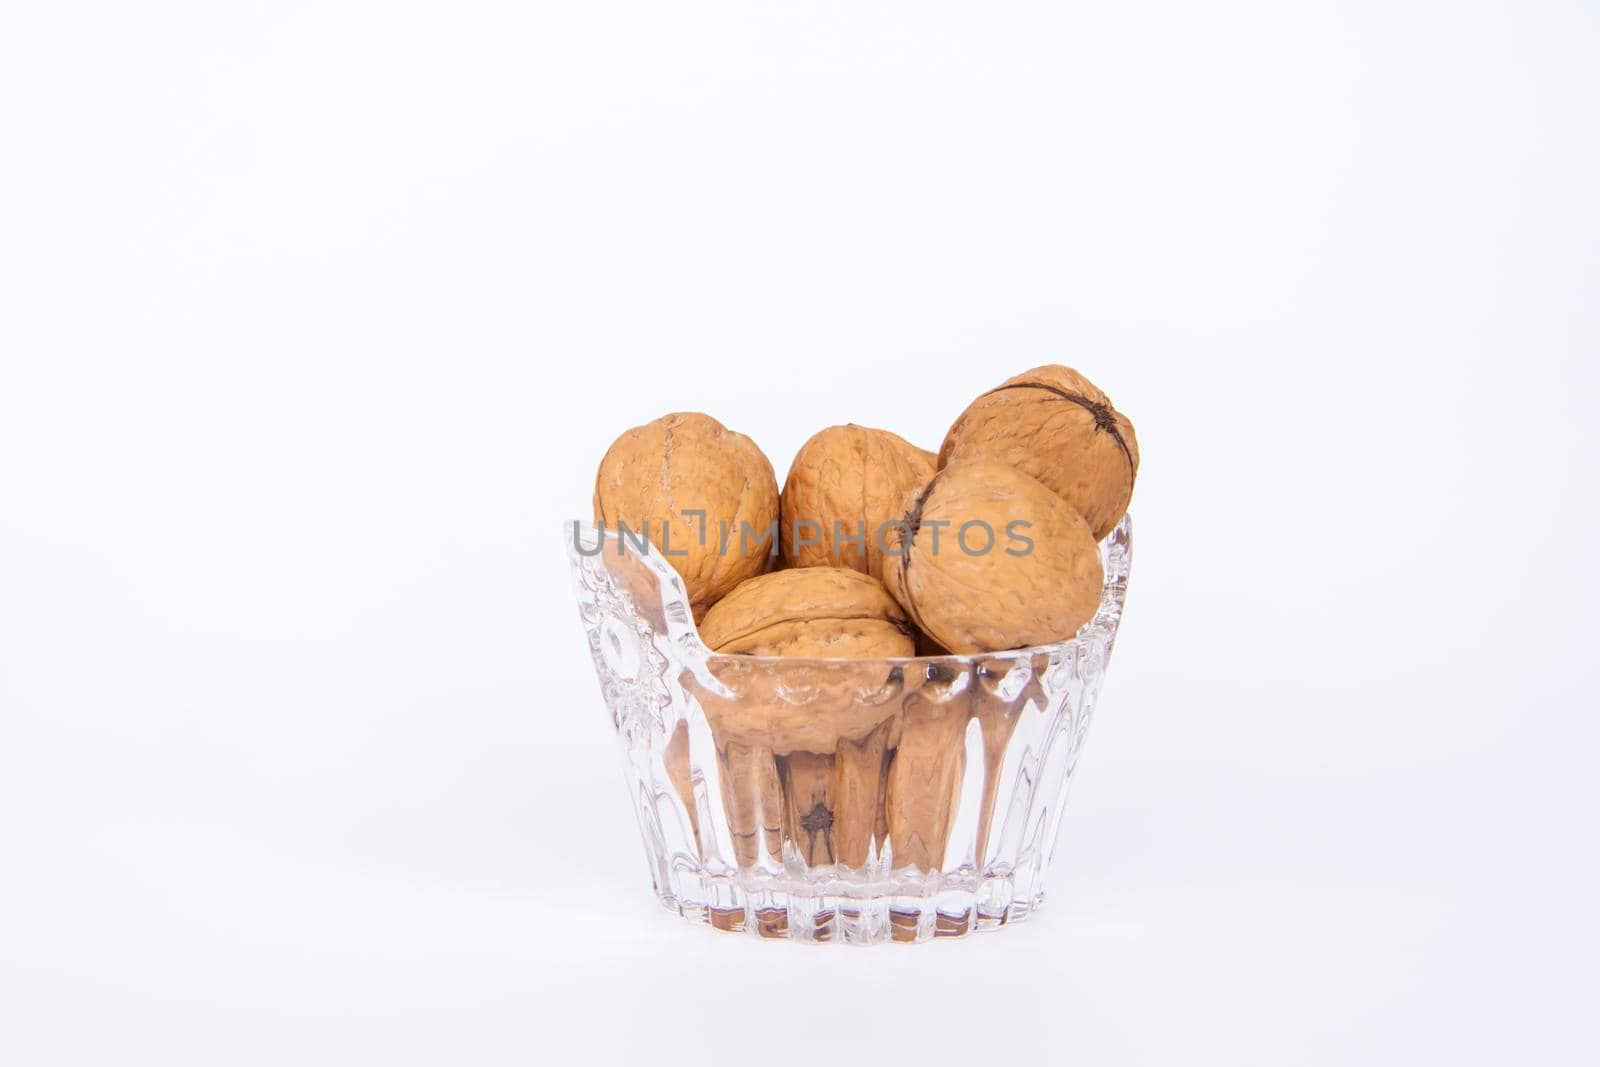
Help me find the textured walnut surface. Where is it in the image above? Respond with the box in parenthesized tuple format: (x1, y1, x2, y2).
(883, 459, 1103, 654)
(938, 364, 1138, 541)
(780, 423, 935, 580)
(593, 411, 778, 618)
(698, 566, 914, 658)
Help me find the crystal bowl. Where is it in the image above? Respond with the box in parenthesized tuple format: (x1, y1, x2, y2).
(566, 514, 1131, 944)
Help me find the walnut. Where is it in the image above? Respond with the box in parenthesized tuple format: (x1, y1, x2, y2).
(882, 460, 1103, 654)
(698, 567, 914, 658)
(780, 424, 935, 580)
(593, 412, 779, 618)
(938, 364, 1138, 541)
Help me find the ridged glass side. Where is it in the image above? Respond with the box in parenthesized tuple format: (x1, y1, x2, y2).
(568, 515, 1131, 944)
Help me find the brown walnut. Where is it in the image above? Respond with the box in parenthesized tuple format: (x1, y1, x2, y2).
(698, 567, 914, 658)
(882, 460, 1103, 654)
(780, 424, 935, 580)
(938, 364, 1138, 541)
(593, 412, 779, 618)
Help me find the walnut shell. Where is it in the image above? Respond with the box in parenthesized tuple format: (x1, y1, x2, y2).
(938, 364, 1138, 541)
(882, 460, 1103, 654)
(780, 424, 936, 580)
(593, 412, 779, 617)
(698, 567, 914, 658)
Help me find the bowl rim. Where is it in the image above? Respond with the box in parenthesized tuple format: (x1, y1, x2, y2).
(566, 512, 1131, 669)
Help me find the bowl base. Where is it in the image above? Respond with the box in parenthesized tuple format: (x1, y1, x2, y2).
(653, 872, 1047, 944)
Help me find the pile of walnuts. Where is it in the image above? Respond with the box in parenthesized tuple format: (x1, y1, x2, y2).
(592, 364, 1138, 657)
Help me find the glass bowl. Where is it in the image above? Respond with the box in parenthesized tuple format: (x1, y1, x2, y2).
(566, 514, 1131, 944)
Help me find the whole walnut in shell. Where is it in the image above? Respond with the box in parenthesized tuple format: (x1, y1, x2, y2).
(780, 424, 936, 580)
(593, 412, 779, 618)
(698, 567, 914, 658)
(882, 460, 1103, 654)
(938, 364, 1138, 541)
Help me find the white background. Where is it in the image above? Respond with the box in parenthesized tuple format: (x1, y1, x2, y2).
(2, 2, 1597, 1063)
